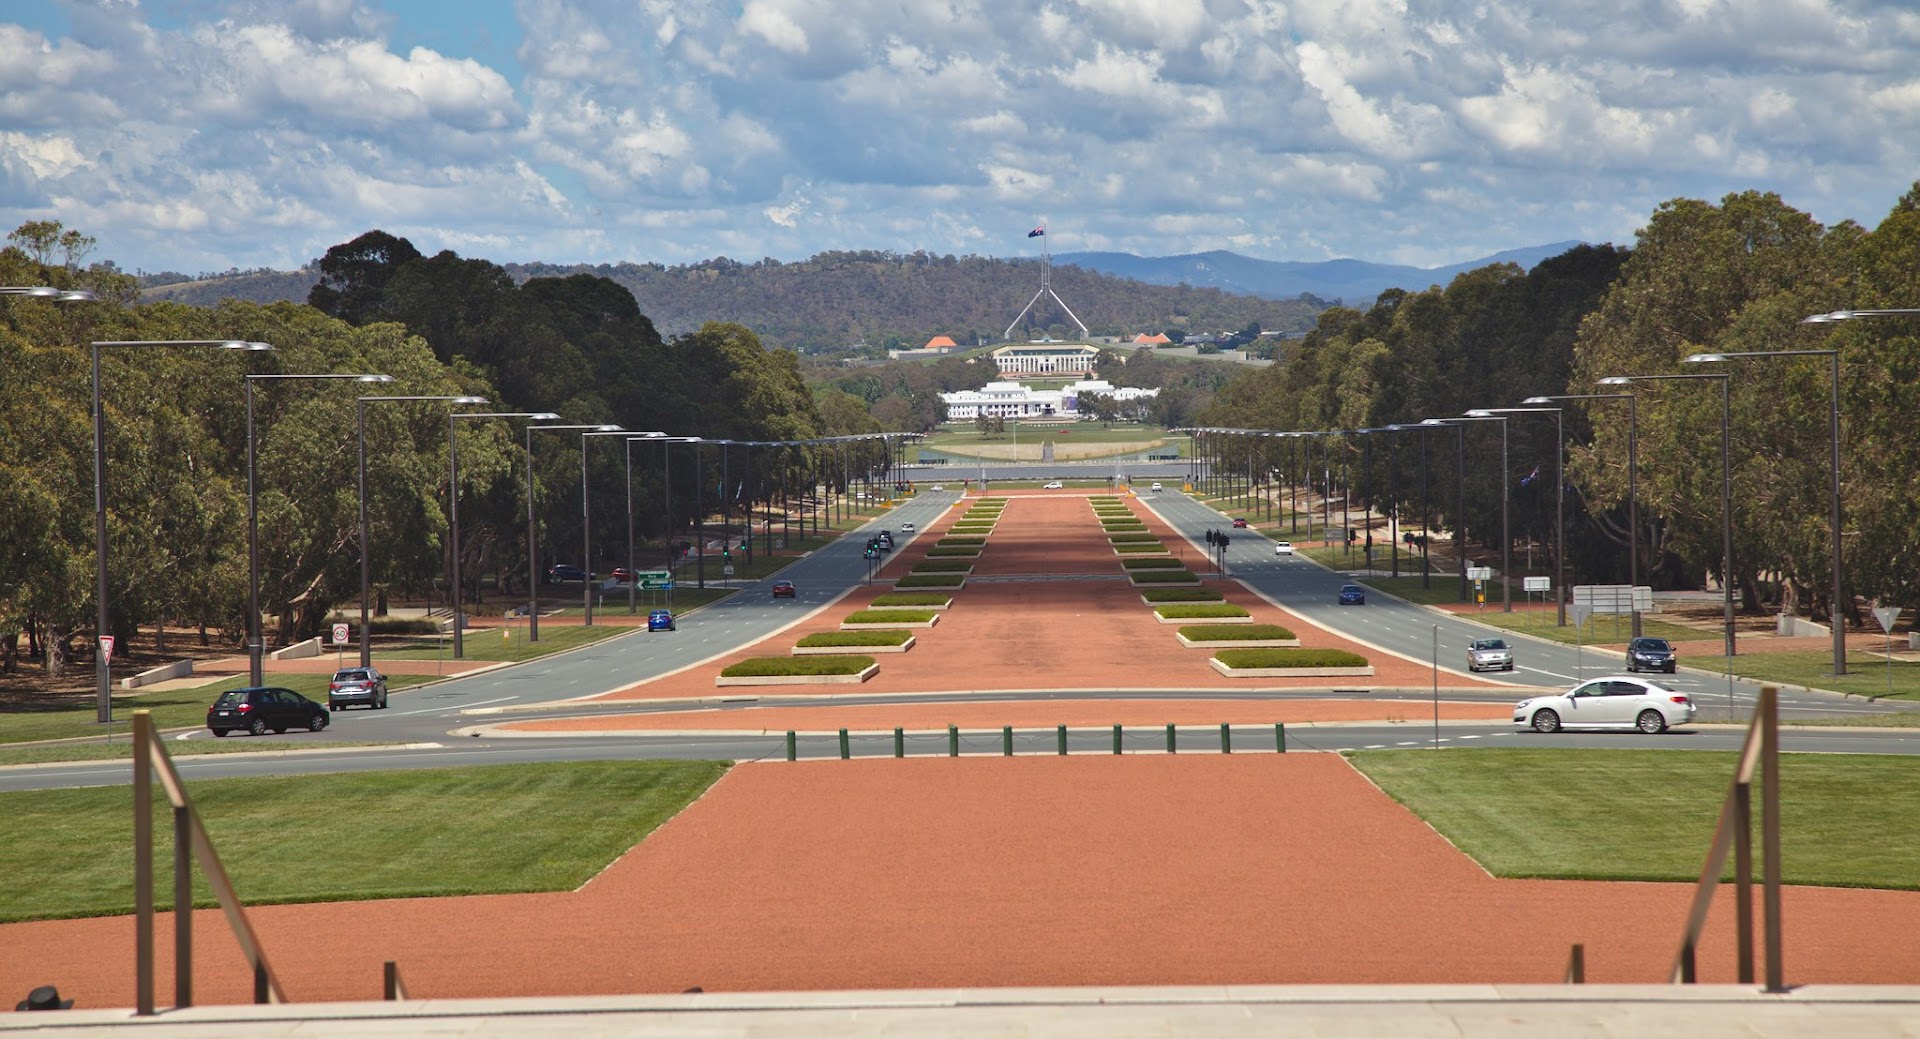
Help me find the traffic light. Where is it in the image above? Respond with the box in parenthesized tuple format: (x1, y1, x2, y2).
(1219, 534, 1231, 548)
(722, 547, 731, 560)
(1205, 529, 1217, 545)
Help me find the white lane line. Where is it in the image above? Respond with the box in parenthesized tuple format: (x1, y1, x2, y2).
(397, 694, 518, 716)
(1518, 666, 1579, 681)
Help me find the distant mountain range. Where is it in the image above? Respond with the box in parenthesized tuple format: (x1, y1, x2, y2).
(1053, 243, 1587, 303)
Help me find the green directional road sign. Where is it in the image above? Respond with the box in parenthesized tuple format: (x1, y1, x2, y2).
(639, 578, 674, 590)
(635, 569, 672, 590)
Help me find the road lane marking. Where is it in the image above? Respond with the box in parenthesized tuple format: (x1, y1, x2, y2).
(398, 695, 518, 716)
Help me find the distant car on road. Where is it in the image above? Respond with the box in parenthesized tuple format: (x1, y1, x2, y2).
(611, 567, 635, 583)
(772, 579, 796, 598)
(1043, 481, 1064, 489)
(1232, 518, 1248, 528)
(1150, 482, 1163, 492)
(647, 609, 675, 631)
(1625, 636, 1677, 673)
(1466, 638, 1514, 673)
(547, 563, 588, 582)
(1514, 676, 1695, 734)
(208, 686, 329, 737)
(901, 521, 915, 533)
(1273, 541, 1294, 555)
(327, 667, 388, 710)
(930, 484, 944, 491)
(1338, 584, 1367, 605)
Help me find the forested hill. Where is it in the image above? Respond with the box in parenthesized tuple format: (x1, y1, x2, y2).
(139, 250, 1324, 353)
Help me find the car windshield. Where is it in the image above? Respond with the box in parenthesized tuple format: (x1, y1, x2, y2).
(1633, 639, 1671, 651)
(1473, 640, 1507, 651)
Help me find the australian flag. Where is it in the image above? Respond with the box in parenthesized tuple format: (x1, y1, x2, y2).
(1028, 226, 1045, 237)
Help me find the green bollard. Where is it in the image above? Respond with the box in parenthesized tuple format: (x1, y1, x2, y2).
(1167, 723, 1177, 753)
(894, 727, 904, 758)
(1057, 724, 1068, 755)
(949, 724, 959, 757)
(839, 728, 850, 759)
(786, 730, 796, 761)
(1221, 723, 1232, 754)
(1113, 724, 1123, 754)
(1003, 725, 1014, 755)
(1275, 722, 1286, 753)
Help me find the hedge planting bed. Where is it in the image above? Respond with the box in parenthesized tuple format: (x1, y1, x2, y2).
(1211, 648, 1372, 676)
(869, 592, 953, 608)
(1152, 603, 1252, 619)
(1108, 532, 1160, 543)
(1114, 543, 1171, 554)
(925, 545, 981, 557)
(720, 655, 877, 677)
(844, 609, 939, 624)
(1102, 523, 1149, 533)
(895, 573, 966, 588)
(1130, 570, 1200, 584)
(1121, 556, 1186, 569)
(938, 536, 987, 546)
(1179, 624, 1298, 642)
(1140, 588, 1225, 603)
(911, 560, 974, 573)
(796, 630, 913, 648)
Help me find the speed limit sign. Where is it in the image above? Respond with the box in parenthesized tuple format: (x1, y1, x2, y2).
(332, 622, 350, 645)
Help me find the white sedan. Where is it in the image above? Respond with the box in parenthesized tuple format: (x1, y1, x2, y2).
(1273, 541, 1294, 556)
(1043, 481, 1064, 489)
(1514, 676, 1695, 734)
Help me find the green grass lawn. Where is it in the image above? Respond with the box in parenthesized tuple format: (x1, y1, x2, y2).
(381, 623, 633, 662)
(1350, 748, 1920, 888)
(1686, 650, 1920, 701)
(0, 673, 437, 747)
(0, 761, 728, 922)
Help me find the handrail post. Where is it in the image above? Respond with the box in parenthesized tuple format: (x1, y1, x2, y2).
(175, 804, 193, 1008)
(134, 712, 154, 1017)
(1762, 687, 1785, 992)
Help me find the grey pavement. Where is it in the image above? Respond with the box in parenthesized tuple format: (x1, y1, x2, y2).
(5, 985, 1918, 1037)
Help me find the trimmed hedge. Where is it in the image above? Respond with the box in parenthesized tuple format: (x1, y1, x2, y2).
(1130, 570, 1200, 583)
(1115, 543, 1170, 554)
(950, 524, 996, 532)
(1178, 623, 1298, 642)
(845, 609, 939, 624)
(797, 630, 913, 648)
(1108, 532, 1159, 543)
(911, 560, 974, 572)
(1154, 603, 1252, 619)
(1121, 556, 1185, 569)
(720, 655, 876, 677)
(895, 573, 966, 587)
(925, 545, 981, 557)
(1140, 588, 1225, 602)
(870, 592, 953, 607)
(938, 536, 987, 546)
(1214, 648, 1368, 669)
(1101, 523, 1148, 532)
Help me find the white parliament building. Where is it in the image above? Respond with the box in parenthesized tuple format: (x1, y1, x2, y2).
(940, 379, 1159, 421)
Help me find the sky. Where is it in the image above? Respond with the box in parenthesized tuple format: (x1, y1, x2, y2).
(3, 0, 1919, 277)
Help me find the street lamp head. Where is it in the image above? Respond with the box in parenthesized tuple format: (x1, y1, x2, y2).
(453, 395, 489, 405)
(1521, 396, 1554, 404)
(355, 374, 396, 383)
(1683, 353, 1726, 363)
(226, 341, 275, 351)
(1, 286, 92, 300)
(531, 412, 562, 421)
(1597, 376, 1633, 385)
(1464, 409, 1494, 417)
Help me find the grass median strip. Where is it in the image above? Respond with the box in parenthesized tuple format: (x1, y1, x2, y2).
(795, 630, 913, 648)
(911, 560, 974, 573)
(1179, 623, 1297, 641)
(1130, 569, 1200, 584)
(1121, 556, 1186, 569)
(844, 609, 938, 624)
(1350, 748, 1920, 889)
(0, 761, 728, 923)
(1214, 648, 1366, 668)
(1141, 588, 1226, 603)
(869, 592, 953, 607)
(719, 655, 876, 677)
(1153, 603, 1253, 620)
(1108, 532, 1159, 543)
(895, 574, 967, 587)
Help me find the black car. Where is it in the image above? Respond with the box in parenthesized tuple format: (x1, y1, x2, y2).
(547, 563, 589, 582)
(1626, 636, 1677, 673)
(327, 667, 389, 710)
(207, 687, 330, 737)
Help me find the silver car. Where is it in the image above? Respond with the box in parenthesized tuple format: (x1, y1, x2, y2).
(1466, 637, 1514, 672)
(1514, 676, 1696, 734)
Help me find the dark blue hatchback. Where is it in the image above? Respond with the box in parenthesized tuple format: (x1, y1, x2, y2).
(1338, 584, 1367, 605)
(647, 609, 675, 631)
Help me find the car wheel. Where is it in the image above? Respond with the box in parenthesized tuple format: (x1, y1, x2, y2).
(1531, 709, 1561, 734)
(378, 694, 388, 709)
(1637, 709, 1668, 734)
(310, 712, 329, 733)
(248, 717, 268, 737)
(1505, 663, 1515, 671)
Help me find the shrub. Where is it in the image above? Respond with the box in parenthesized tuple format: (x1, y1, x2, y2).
(896, 573, 966, 587)
(1130, 570, 1200, 583)
(797, 630, 912, 647)
(1108, 532, 1159, 543)
(720, 655, 876, 677)
(1102, 523, 1148, 532)
(1140, 588, 1225, 602)
(951, 524, 995, 532)
(1121, 556, 1185, 569)
(912, 560, 973, 572)
(1115, 543, 1170, 554)
(1214, 648, 1368, 669)
(1178, 623, 1297, 641)
(869, 592, 952, 607)
(1154, 604, 1252, 619)
(926, 545, 981, 557)
(845, 609, 938, 624)
(938, 536, 987, 546)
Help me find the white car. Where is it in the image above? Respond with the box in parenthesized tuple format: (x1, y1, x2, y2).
(901, 522, 915, 533)
(1150, 482, 1163, 492)
(929, 485, 943, 492)
(1273, 541, 1294, 555)
(1043, 481, 1064, 489)
(1466, 637, 1514, 672)
(1514, 676, 1695, 734)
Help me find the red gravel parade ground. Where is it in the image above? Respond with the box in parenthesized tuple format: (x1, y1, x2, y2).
(6, 489, 1918, 1006)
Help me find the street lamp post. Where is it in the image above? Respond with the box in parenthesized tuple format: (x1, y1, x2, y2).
(1472, 407, 1566, 626)
(243, 373, 394, 686)
(524, 424, 624, 641)
(616, 433, 667, 612)
(357, 395, 488, 666)
(1688, 347, 1847, 675)
(577, 428, 630, 625)
(1527, 392, 1641, 636)
(1603, 373, 1736, 659)
(449, 411, 560, 657)
(1427, 416, 1510, 610)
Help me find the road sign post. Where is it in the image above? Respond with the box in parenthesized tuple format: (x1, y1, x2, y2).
(1874, 606, 1901, 697)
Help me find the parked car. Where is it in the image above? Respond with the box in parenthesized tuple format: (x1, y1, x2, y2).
(1232, 518, 1248, 528)
(901, 522, 915, 533)
(547, 563, 588, 582)
(327, 667, 389, 710)
(772, 579, 796, 598)
(1513, 676, 1695, 734)
(1274, 541, 1294, 556)
(1465, 638, 1514, 673)
(208, 686, 329, 737)
(1625, 636, 1677, 673)
(1043, 481, 1064, 489)
(1338, 584, 1367, 605)
(1150, 482, 1163, 492)
(647, 609, 675, 631)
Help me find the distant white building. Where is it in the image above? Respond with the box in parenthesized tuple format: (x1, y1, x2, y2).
(940, 379, 1158, 422)
(990, 343, 1100, 377)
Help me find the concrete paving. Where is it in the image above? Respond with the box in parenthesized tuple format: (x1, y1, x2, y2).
(5, 985, 1918, 1037)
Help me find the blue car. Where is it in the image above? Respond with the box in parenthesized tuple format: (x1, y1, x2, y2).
(1338, 584, 1367, 605)
(647, 609, 675, 631)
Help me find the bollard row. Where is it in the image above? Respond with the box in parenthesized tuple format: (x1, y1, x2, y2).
(783, 722, 1288, 760)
